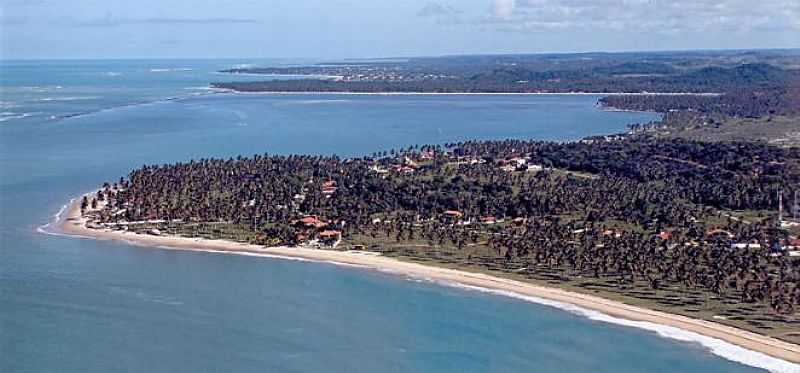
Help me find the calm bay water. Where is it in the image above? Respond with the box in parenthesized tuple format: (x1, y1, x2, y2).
(0, 60, 780, 372)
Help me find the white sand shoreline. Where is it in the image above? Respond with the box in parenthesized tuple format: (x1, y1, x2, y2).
(50, 194, 800, 371)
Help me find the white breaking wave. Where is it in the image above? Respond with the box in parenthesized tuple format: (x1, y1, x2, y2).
(20, 85, 63, 92)
(39, 96, 100, 102)
(37, 196, 799, 372)
(277, 99, 352, 105)
(0, 112, 40, 122)
(150, 68, 193, 73)
(437, 281, 800, 373)
(108, 286, 184, 306)
(36, 198, 74, 235)
(0, 101, 18, 109)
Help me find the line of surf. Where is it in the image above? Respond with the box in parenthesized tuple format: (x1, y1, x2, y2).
(45, 217, 800, 373)
(437, 281, 799, 373)
(43, 189, 800, 373)
(50, 89, 227, 122)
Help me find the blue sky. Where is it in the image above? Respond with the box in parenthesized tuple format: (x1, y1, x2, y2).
(2, 0, 798, 59)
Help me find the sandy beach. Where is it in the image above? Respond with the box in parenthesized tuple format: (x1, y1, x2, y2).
(55, 194, 800, 368)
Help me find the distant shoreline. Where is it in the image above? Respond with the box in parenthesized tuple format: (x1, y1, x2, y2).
(211, 88, 721, 97)
(52, 193, 800, 370)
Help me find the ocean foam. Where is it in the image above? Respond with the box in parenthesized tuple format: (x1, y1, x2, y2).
(277, 99, 352, 105)
(0, 112, 39, 122)
(0, 101, 18, 109)
(150, 68, 193, 72)
(39, 96, 100, 102)
(436, 281, 800, 373)
(36, 197, 74, 236)
(37, 197, 799, 372)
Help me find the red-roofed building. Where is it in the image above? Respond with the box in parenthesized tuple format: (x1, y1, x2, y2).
(322, 186, 338, 196)
(443, 210, 463, 223)
(319, 230, 341, 246)
(481, 216, 497, 224)
(295, 215, 328, 229)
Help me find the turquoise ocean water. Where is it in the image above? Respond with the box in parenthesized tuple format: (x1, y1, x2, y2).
(0, 60, 794, 372)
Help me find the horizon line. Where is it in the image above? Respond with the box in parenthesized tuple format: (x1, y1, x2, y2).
(3, 47, 800, 62)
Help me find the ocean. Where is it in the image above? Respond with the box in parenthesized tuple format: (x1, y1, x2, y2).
(0, 59, 790, 372)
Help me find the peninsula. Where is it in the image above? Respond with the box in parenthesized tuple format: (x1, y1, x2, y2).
(61, 135, 800, 364)
(214, 50, 800, 147)
(57, 49, 800, 366)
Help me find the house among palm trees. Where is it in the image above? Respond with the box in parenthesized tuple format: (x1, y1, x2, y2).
(322, 180, 337, 197)
(443, 210, 463, 223)
(706, 228, 735, 239)
(318, 230, 341, 247)
(419, 150, 435, 160)
(731, 241, 762, 250)
(294, 215, 328, 229)
(481, 216, 497, 224)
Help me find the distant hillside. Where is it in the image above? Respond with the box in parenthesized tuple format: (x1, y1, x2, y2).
(213, 50, 800, 97)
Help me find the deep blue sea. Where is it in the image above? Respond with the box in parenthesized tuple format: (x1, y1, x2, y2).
(0, 59, 795, 373)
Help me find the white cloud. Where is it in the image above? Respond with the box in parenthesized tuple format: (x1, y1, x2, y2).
(74, 16, 259, 27)
(492, 0, 516, 19)
(486, 0, 800, 33)
(417, 2, 461, 17)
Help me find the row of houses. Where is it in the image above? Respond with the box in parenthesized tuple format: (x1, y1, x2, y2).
(368, 151, 546, 177)
(292, 215, 342, 247)
(658, 228, 800, 255)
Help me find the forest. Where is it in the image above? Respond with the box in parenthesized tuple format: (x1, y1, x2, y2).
(214, 63, 796, 94)
(82, 138, 800, 326)
(214, 49, 800, 95)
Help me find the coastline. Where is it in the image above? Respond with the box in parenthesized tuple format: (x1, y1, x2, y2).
(53, 194, 800, 370)
(210, 88, 722, 97)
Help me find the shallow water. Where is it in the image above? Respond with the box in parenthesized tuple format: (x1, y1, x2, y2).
(0, 60, 786, 372)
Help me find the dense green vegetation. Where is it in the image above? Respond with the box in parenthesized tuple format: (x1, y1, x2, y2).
(84, 138, 800, 325)
(214, 50, 800, 94)
(214, 50, 800, 147)
(78, 50, 800, 342)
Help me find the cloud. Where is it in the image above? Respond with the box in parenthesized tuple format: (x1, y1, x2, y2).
(74, 16, 259, 27)
(492, 0, 515, 20)
(2, 0, 48, 5)
(485, 0, 800, 33)
(418, 2, 462, 17)
(417, 2, 464, 25)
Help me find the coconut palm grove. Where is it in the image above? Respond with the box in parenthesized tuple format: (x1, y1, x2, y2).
(77, 135, 800, 343)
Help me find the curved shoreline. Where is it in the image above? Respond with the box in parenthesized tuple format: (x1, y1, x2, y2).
(52, 194, 800, 371)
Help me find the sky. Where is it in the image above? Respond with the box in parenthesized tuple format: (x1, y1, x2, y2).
(1, 0, 799, 59)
